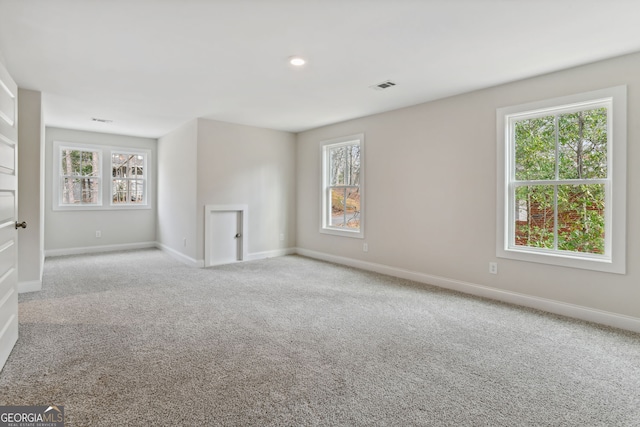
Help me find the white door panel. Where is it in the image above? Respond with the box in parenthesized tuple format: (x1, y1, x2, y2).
(0, 60, 18, 372)
(209, 211, 240, 266)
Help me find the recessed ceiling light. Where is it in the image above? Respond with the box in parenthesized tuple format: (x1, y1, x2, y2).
(289, 56, 306, 66)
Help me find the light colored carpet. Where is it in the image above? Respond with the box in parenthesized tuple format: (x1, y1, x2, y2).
(0, 249, 639, 426)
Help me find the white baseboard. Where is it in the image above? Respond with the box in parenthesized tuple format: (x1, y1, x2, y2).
(296, 248, 640, 334)
(40, 251, 45, 282)
(45, 242, 157, 258)
(203, 247, 296, 267)
(246, 247, 296, 262)
(18, 280, 42, 294)
(156, 243, 204, 268)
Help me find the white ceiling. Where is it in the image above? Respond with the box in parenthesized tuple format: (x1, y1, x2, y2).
(1, 0, 639, 138)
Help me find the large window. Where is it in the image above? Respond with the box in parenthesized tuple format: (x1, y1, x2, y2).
(497, 86, 626, 273)
(53, 141, 151, 210)
(321, 134, 364, 238)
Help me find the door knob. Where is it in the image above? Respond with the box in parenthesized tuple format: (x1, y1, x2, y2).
(15, 221, 27, 229)
(235, 233, 241, 238)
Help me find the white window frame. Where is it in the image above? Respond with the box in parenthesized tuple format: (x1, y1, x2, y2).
(53, 141, 151, 211)
(496, 86, 626, 274)
(110, 150, 149, 207)
(320, 134, 365, 238)
(53, 142, 103, 209)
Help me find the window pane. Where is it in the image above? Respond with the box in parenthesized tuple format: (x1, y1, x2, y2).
(129, 179, 145, 203)
(558, 108, 607, 180)
(330, 187, 346, 226)
(61, 177, 78, 204)
(329, 144, 360, 186)
(514, 185, 554, 249)
(113, 179, 145, 204)
(112, 153, 131, 178)
(62, 178, 99, 204)
(133, 155, 144, 176)
(514, 116, 555, 180)
(61, 150, 99, 177)
(81, 151, 92, 175)
(330, 147, 346, 186)
(347, 145, 360, 186)
(557, 184, 605, 254)
(61, 150, 73, 175)
(330, 187, 360, 229)
(82, 178, 100, 202)
(345, 187, 360, 229)
(82, 151, 99, 176)
(112, 179, 127, 203)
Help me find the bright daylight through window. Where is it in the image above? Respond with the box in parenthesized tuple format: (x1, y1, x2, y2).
(59, 148, 101, 206)
(497, 86, 626, 274)
(112, 152, 146, 205)
(321, 134, 364, 238)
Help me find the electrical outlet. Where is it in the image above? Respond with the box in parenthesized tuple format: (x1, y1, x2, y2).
(489, 262, 498, 274)
(95, 230, 101, 238)
(279, 233, 285, 241)
(183, 238, 187, 247)
(363, 243, 369, 252)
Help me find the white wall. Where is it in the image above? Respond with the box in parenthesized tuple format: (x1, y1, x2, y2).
(156, 118, 296, 265)
(45, 127, 157, 254)
(296, 52, 640, 322)
(196, 118, 296, 260)
(17, 89, 44, 291)
(156, 119, 198, 263)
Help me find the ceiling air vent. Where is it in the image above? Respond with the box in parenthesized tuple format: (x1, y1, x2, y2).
(91, 117, 113, 123)
(370, 80, 397, 91)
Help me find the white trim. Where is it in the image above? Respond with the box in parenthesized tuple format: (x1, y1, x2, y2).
(204, 204, 248, 267)
(246, 247, 296, 261)
(296, 247, 640, 334)
(40, 250, 45, 282)
(156, 242, 204, 268)
(18, 280, 42, 294)
(45, 241, 156, 258)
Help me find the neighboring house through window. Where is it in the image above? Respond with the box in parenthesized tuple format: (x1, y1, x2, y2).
(112, 152, 147, 205)
(320, 134, 364, 238)
(496, 86, 626, 273)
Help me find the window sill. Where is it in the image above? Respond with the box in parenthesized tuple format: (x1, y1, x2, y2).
(320, 227, 364, 239)
(52, 204, 151, 212)
(497, 246, 624, 274)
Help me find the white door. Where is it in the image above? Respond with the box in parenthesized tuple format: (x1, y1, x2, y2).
(0, 61, 19, 372)
(208, 211, 241, 266)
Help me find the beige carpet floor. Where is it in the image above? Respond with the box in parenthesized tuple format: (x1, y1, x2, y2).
(0, 249, 639, 426)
